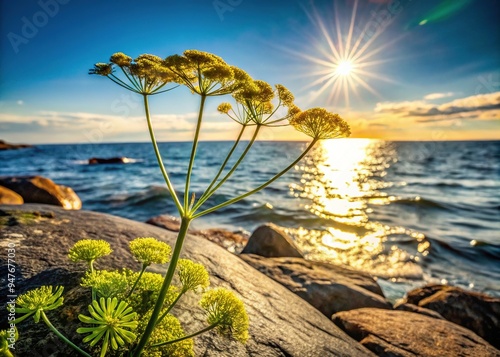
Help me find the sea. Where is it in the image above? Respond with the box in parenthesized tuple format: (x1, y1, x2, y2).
(1, 139, 499, 301)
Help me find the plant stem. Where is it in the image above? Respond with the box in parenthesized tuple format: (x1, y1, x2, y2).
(132, 217, 191, 356)
(193, 125, 260, 212)
(155, 290, 185, 325)
(193, 125, 247, 211)
(41, 311, 91, 357)
(193, 139, 318, 219)
(126, 264, 147, 298)
(184, 94, 207, 212)
(143, 94, 184, 215)
(151, 323, 219, 347)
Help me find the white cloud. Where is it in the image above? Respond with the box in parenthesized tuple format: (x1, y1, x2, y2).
(16, 100, 24, 105)
(423, 92, 455, 100)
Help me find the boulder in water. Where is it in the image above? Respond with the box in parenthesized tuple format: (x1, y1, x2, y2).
(241, 223, 304, 258)
(0, 185, 24, 205)
(0, 176, 81, 210)
(88, 157, 131, 164)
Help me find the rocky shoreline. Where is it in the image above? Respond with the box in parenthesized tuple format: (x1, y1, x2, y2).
(1, 205, 499, 356)
(0, 140, 32, 151)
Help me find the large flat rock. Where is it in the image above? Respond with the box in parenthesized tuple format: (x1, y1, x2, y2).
(0, 204, 373, 357)
(332, 308, 499, 357)
(240, 254, 391, 317)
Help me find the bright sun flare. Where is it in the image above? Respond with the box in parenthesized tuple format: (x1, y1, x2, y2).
(335, 60, 354, 76)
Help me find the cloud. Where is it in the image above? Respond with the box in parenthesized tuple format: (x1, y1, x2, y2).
(423, 92, 455, 100)
(374, 92, 500, 121)
(17, 100, 24, 105)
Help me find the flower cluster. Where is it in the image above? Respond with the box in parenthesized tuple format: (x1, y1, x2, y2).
(14, 286, 64, 324)
(129, 237, 172, 266)
(68, 239, 112, 265)
(81, 270, 129, 299)
(177, 259, 210, 293)
(164, 50, 252, 96)
(290, 107, 351, 140)
(200, 288, 249, 343)
(77, 297, 138, 356)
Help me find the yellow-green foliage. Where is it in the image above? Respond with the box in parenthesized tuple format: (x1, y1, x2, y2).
(14, 286, 64, 324)
(0, 328, 17, 357)
(129, 237, 172, 266)
(81, 270, 129, 298)
(200, 288, 249, 344)
(77, 297, 138, 356)
(68, 239, 112, 263)
(290, 107, 350, 140)
(139, 313, 194, 357)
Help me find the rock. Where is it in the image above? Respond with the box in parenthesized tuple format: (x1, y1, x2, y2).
(0, 139, 32, 150)
(241, 223, 303, 258)
(332, 308, 499, 357)
(0, 204, 374, 357)
(88, 157, 131, 164)
(393, 302, 444, 319)
(240, 254, 391, 317)
(146, 214, 184, 231)
(0, 176, 81, 210)
(147, 215, 248, 253)
(0, 185, 24, 205)
(403, 284, 500, 348)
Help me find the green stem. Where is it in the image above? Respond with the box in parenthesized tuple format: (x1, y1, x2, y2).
(193, 139, 318, 219)
(184, 94, 207, 212)
(132, 217, 191, 356)
(155, 290, 185, 325)
(151, 323, 219, 348)
(143, 94, 184, 215)
(126, 264, 147, 298)
(89, 261, 96, 301)
(194, 125, 247, 209)
(193, 125, 260, 212)
(41, 311, 91, 357)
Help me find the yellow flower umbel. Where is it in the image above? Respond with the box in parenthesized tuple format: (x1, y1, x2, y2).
(90, 52, 178, 95)
(80, 270, 129, 299)
(165, 50, 251, 97)
(129, 237, 172, 266)
(68, 239, 112, 273)
(77, 297, 138, 357)
(290, 107, 351, 140)
(177, 259, 210, 293)
(200, 288, 249, 344)
(13, 286, 64, 324)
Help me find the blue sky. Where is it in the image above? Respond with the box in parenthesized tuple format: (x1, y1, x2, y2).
(1, 0, 499, 143)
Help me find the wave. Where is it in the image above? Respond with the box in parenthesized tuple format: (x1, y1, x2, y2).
(392, 197, 449, 210)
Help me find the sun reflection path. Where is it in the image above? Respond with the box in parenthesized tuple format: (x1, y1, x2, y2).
(288, 139, 428, 282)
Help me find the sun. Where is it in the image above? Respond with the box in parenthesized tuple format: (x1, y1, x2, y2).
(335, 60, 354, 77)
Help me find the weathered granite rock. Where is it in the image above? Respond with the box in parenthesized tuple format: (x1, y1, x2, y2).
(88, 157, 131, 164)
(0, 205, 374, 357)
(147, 215, 248, 253)
(240, 254, 391, 317)
(0, 176, 81, 210)
(403, 284, 500, 348)
(241, 223, 303, 258)
(0, 185, 23, 205)
(0, 139, 32, 150)
(393, 302, 444, 319)
(332, 308, 500, 357)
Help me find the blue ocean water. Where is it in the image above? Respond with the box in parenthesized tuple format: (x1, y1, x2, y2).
(1, 139, 499, 300)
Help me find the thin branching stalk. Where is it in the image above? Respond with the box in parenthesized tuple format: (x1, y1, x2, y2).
(155, 291, 185, 326)
(192, 139, 318, 219)
(126, 264, 147, 299)
(151, 323, 219, 348)
(143, 95, 184, 215)
(41, 311, 91, 357)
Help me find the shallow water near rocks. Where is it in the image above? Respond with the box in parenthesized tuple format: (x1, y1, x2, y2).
(2, 139, 499, 300)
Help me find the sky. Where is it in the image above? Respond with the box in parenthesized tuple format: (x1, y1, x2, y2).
(1, 0, 499, 144)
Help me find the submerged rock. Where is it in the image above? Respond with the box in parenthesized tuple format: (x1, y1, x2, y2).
(240, 254, 391, 317)
(403, 284, 500, 349)
(332, 308, 499, 357)
(0, 204, 373, 357)
(0, 185, 23, 205)
(88, 157, 131, 164)
(0, 176, 81, 210)
(241, 223, 304, 258)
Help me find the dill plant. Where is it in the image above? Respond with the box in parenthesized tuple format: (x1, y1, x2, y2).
(10, 49, 350, 356)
